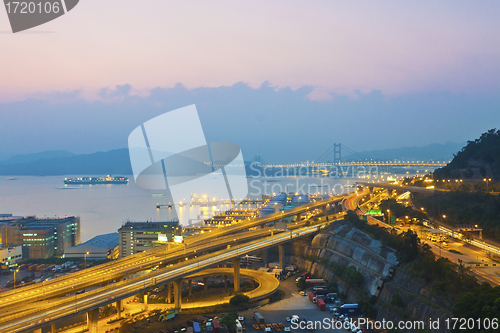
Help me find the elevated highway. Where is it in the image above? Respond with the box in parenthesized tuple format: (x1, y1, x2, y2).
(356, 181, 446, 194)
(185, 268, 280, 301)
(0, 194, 344, 313)
(0, 222, 332, 333)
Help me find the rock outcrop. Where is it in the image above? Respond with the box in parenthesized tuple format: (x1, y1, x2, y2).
(279, 221, 453, 333)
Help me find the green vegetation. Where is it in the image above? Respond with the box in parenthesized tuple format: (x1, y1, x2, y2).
(435, 129, 500, 181)
(413, 190, 500, 241)
(453, 283, 500, 333)
(296, 277, 310, 291)
(390, 293, 404, 308)
(229, 294, 250, 306)
(360, 295, 378, 319)
(348, 208, 500, 331)
(346, 211, 478, 298)
(219, 311, 239, 333)
(379, 198, 427, 224)
(345, 210, 421, 263)
(342, 265, 364, 293)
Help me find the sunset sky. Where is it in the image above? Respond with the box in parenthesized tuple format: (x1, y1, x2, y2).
(1, 1, 500, 162)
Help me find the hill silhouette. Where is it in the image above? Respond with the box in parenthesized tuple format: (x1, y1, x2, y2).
(434, 129, 500, 180)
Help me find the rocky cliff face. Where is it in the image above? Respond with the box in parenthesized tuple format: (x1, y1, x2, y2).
(282, 221, 453, 333)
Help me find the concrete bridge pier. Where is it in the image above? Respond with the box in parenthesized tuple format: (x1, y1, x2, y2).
(188, 279, 192, 296)
(51, 323, 56, 333)
(262, 249, 268, 264)
(33, 329, 42, 333)
(278, 245, 284, 269)
(116, 300, 122, 318)
(233, 259, 240, 292)
(173, 279, 182, 309)
(167, 282, 172, 303)
(203, 277, 209, 291)
(144, 294, 149, 311)
(224, 274, 228, 289)
(86, 309, 99, 333)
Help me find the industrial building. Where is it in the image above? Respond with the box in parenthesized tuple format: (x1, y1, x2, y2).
(64, 233, 119, 259)
(118, 221, 180, 258)
(0, 214, 81, 259)
(0, 246, 22, 265)
(291, 194, 310, 207)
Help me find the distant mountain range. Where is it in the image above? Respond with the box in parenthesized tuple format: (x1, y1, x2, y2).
(0, 150, 75, 165)
(0, 141, 464, 176)
(344, 141, 465, 162)
(0, 149, 132, 176)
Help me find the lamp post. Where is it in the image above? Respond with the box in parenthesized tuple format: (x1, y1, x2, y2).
(484, 178, 492, 192)
(84, 251, 89, 270)
(13, 269, 19, 289)
(386, 209, 390, 224)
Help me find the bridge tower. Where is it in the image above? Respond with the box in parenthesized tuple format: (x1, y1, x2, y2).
(333, 143, 341, 164)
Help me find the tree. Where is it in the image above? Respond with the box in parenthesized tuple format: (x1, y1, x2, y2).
(397, 230, 420, 263)
(390, 293, 404, 308)
(219, 311, 239, 333)
(229, 294, 250, 306)
(296, 278, 309, 291)
(343, 266, 364, 293)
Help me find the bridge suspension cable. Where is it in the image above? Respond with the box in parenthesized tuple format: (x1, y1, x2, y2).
(341, 144, 371, 161)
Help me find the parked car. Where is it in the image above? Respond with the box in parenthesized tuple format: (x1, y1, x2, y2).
(299, 291, 307, 296)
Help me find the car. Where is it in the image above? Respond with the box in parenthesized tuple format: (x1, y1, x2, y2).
(284, 327, 290, 332)
(286, 317, 291, 322)
(238, 316, 244, 322)
(299, 291, 307, 296)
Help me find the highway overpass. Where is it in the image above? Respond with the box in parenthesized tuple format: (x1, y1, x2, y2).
(355, 181, 446, 194)
(0, 194, 349, 333)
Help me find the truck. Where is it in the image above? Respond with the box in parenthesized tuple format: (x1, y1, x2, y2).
(253, 312, 264, 324)
(316, 298, 326, 311)
(268, 262, 280, 269)
(338, 304, 362, 315)
(213, 319, 220, 333)
(308, 293, 316, 303)
(313, 289, 328, 296)
(305, 279, 326, 287)
(235, 320, 243, 333)
(193, 322, 201, 333)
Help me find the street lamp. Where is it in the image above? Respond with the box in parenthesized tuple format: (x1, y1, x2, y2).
(484, 178, 492, 191)
(84, 251, 89, 269)
(13, 269, 19, 289)
(386, 209, 390, 224)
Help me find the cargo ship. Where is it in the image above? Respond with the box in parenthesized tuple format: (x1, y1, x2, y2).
(64, 175, 129, 185)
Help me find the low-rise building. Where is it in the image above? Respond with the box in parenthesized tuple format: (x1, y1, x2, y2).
(118, 221, 180, 258)
(0, 246, 22, 265)
(64, 233, 119, 259)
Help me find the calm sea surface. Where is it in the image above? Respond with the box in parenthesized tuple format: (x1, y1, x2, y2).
(0, 175, 358, 242)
